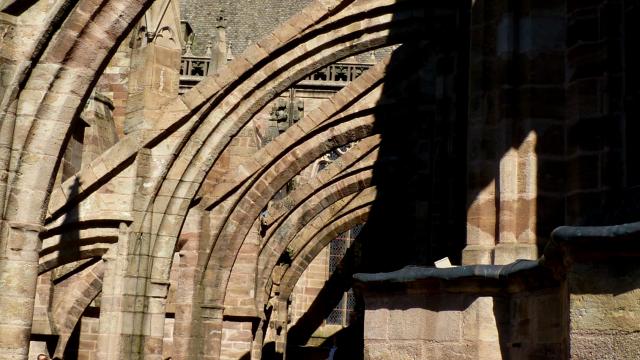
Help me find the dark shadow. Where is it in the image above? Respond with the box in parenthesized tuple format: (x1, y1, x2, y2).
(358, 0, 640, 271)
(62, 321, 80, 360)
(44, 177, 82, 273)
(284, 2, 473, 358)
(29, 334, 58, 359)
(317, 311, 364, 360)
(1, 0, 38, 15)
(262, 341, 277, 360)
(359, 0, 471, 272)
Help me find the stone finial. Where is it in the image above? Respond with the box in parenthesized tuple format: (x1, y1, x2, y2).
(205, 41, 212, 56)
(226, 43, 234, 62)
(184, 40, 193, 56)
(216, 9, 227, 29)
(368, 50, 377, 64)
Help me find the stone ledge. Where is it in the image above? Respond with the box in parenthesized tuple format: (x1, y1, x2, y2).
(547, 220, 640, 261)
(353, 260, 540, 284)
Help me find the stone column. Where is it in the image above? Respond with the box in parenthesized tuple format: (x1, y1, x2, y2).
(0, 7, 68, 356)
(493, 0, 565, 264)
(172, 208, 204, 360)
(220, 220, 261, 360)
(463, 0, 503, 265)
(95, 222, 131, 360)
(465, 0, 565, 265)
(0, 221, 43, 360)
(199, 305, 224, 360)
(274, 299, 288, 360)
(94, 1, 184, 358)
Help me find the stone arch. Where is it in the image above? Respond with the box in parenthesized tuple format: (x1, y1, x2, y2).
(200, 44, 426, 311)
(277, 204, 372, 302)
(201, 112, 380, 303)
(194, 50, 398, 356)
(197, 63, 386, 212)
(4, 0, 153, 224)
(36, 4, 428, 314)
(136, 6, 427, 308)
(50, 260, 106, 358)
(255, 152, 379, 296)
(219, 185, 375, 358)
(224, 159, 376, 312)
(261, 135, 381, 228)
(0, 0, 442, 357)
(46, 0, 424, 218)
(150, 0, 424, 231)
(258, 187, 377, 308)
(261, 144, 378, 241)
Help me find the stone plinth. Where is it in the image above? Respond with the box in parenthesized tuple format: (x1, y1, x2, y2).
(549, 222, 640, 359)
(354, 261, 566, 360)
(355, 220, 640, 360)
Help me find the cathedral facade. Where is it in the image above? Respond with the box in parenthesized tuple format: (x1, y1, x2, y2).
(1, 0, 640, 359)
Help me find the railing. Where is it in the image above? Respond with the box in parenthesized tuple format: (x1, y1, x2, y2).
(180, 55, 213, 93)
(179, 58, 374, 93)
(298, 62, 374, 88)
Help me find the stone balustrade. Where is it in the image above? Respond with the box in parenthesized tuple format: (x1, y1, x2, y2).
(180, 54, 214, 93)
(179, 57, 373, 93)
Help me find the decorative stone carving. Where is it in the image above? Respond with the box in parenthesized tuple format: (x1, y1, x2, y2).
(311, 141, 358, 176)
(136, 0, 183, 50)
(302, 62, 374, 86)
(265, 97, 305, 143)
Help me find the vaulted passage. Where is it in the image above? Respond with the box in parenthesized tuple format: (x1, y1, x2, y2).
(2, 0, 640, 359)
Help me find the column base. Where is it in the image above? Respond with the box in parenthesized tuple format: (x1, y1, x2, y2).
(461, 244, 494, 265)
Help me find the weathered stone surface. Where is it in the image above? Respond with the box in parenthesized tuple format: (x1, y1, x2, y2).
(3, 0, 640, 359)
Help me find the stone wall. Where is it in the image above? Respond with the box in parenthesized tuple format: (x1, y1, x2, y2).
(362, 289, 567, 360)
(356, 263, 567, 360)
(96, 35, 133, 138)
(569, 261, 640, 359)
(75, 315, 101, 360)
(363, 293, 494, 360)
(564, 0, 640, 226)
